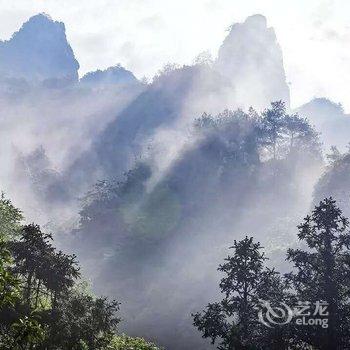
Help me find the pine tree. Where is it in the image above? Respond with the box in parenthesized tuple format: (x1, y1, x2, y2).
(286, 198, 350, 349)
(193, 237, 288, 350)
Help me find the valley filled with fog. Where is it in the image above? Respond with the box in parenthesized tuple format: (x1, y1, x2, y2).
(1, 13, 350, 349)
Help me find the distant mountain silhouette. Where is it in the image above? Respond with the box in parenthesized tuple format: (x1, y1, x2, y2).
(0, 13, 294, 222)
(297, 98, 350, 151)
(0, 13, 79, 83)
(80, 65, 138, 87)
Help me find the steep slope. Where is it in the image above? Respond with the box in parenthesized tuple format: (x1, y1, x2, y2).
(0, 13, 79, 83)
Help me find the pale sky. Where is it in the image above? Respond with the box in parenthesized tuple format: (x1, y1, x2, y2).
(0, 0, 349, 111)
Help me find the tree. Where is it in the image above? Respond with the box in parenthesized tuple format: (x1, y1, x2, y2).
(0, 193, 161, 350)
(0, 315, 46, 350)
(0, 195, 21, 325)
(326, 146, 342, 164)
(5, 223, 121, 350)
(0, 196, 46, 350)
(261, 101, 286, 160)
(260, 102, 321, 161)
(0, 193, 23, 310)
(9, 224, 80, 310)
(45, 292, 120, 350)
(0, 238, 19, 309)
(286, 198, 350, 349)
(107, 334, 162, 350)
(283, 114, 320, 157)
(10, 224, 55, 308)
(0, 193, 23, 239)
(192, 237, 288, 350)
(44, 250, 80, 308)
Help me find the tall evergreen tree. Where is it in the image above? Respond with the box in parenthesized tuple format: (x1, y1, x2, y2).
(261, 101, 286, 160)
(286, 198, 350, 349)
(192, 237, 289, 350)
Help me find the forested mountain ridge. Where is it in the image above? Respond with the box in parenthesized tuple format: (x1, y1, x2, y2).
(71, 102, 323, 349)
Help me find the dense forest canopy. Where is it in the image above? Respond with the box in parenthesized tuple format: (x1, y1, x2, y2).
(0, 194, 162, 349)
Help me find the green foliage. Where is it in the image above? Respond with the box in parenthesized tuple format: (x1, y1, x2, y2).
(46, 292, 120, 350)
(0, 195, 21, 311)
(9, 224, 80, 310)
(107, 334, 161, 350)
(6, 222, 122, 349)
(0, 193, 23, 239)
(1, 315, 47, 350)
(0, 238, 19, 308)
(0, 192, 160, 350)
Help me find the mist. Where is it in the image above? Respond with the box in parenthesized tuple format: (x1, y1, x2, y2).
(0, 10, 349, 350)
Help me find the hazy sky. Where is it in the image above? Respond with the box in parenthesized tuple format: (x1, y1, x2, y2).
(0, 0, 349, 111)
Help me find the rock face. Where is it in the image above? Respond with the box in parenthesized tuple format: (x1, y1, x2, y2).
(215, 14, 290, 110)
(0, 13, 79, 83)
(80, 65, 138, 87)
(297, 98, 350, 152)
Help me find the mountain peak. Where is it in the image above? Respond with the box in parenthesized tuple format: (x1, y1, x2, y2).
(215, 14, 290, 110)
(23, 12, 54, 25)
(0, 13, 79, 83)
(244, 14, 267, 27)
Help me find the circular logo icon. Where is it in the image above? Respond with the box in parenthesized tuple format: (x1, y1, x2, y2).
(258, 299, 294, 328)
